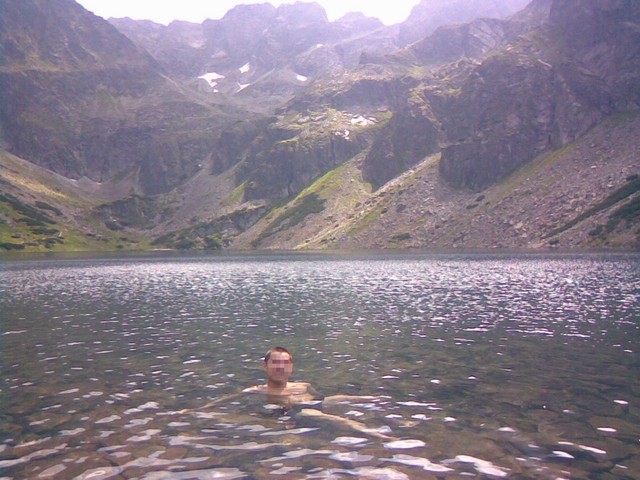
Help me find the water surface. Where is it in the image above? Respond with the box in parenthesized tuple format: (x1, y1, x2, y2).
(1, 252, 639, 479)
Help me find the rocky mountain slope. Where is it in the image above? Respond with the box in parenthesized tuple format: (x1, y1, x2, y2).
(0, 0, 638, 253)
(0, 0, 254, 195)
(235, 112, 639, 251)
(399, 0, 530, 46)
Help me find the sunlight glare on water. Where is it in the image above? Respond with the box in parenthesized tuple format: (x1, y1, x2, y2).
(0, 252, 639, 479)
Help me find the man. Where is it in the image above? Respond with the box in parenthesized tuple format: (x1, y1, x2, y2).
(180, 346, 394, 439)
(244, 347, 394, 439)
(243, 347, 320, 406)
(180, 347, 318, 413)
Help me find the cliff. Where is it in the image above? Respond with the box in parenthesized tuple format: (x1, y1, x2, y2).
(0, 0, 251, 194)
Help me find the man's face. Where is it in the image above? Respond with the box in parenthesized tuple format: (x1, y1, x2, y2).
(264, 351, 293, 386)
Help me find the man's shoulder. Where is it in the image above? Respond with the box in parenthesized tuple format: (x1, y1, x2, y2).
(242, 382, 318, 399)
(287, 381, 311, 388)
(285, 381, 312, 392)
(242, 385, 267, 393)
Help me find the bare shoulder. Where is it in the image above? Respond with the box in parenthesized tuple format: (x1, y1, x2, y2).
(288, 381, 310, 388)
(285, 382, 311, 393)
(242, 385, 267, 393)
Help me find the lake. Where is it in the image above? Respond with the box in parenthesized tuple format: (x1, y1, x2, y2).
(0, 252, 638, 479)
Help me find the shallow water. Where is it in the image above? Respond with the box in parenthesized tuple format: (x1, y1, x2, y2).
(1, 252, 639, 479)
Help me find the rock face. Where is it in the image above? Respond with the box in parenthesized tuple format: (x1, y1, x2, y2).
(0, 0, 245, 194)
(236, 109, 375, 200)
(407, 0, 552, 69)
(1, 0, 159, 175)
(438, 0, 639, 190)
(398, 0, 531, 46)
(438, 49, 616, 190)
(362, 94, 441, 188)
(339, 0, 556, 190)
(549, 0, 640, 105)
(107, 1, 536, 112)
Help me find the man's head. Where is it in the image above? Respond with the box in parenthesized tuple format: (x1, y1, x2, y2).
(263, 347, 293, 387)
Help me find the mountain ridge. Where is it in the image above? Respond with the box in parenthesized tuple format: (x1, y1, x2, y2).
(1, 0, 638, 252)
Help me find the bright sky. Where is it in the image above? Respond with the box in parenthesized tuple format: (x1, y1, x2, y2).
(75, 0, 420, 26)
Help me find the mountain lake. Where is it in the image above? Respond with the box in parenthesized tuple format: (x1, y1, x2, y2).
(0, 251, 638, 479)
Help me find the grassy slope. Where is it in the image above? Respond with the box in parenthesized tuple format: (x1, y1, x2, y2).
(231, 153, 374, 249)
(0, 149, 149, 253)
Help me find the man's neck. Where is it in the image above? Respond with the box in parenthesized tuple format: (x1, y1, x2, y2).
(267, 380, 288, 391)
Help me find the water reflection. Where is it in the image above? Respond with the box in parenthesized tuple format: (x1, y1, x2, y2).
(0, 253, 638, 479)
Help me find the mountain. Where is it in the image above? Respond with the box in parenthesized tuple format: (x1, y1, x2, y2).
(399, 0, 531, 46)
(107, 0, 529, 112)
(0, 0, 638, 253)
(0, 0, 253, 195)
(108, 4, 387, 111)
(438, 0, 640, 190)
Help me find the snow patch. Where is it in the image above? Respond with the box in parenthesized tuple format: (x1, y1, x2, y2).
(351, 115, 377, 127)
(198, 72, 225, 85)
(239, 62, 251, 74)
(296, 73, 308, 82)
(198, 72, 225, 92)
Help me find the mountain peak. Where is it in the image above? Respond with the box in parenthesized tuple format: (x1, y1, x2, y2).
(276, 2, 329, 24)
(221, 2, 277, 22)
(0, 0, 156, 71)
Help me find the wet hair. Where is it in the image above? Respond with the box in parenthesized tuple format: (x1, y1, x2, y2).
(264, 346, 292, 363)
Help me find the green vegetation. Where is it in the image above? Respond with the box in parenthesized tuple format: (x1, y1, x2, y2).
(0, 243, 26, 251)
(0, 193, 55, 225)
(498, 143, 575, 194)
(0, 193, 61, 251)
(222, 181, 247, 207)
(607, 110, 640, 126)
(0, 190, 147, 253)
(35, 201, 63, 216)
(391, 232, 411, 242)
(276, 136, 300, 148)
(204, 233, 224, 249)
(298, 164, 346, 198)
(152, 224, 226, 250)
(95, 88, 124, 114)
(253, 193, 326, 247)
(251, 156, 373, 247)
(600, 189, 640, 238)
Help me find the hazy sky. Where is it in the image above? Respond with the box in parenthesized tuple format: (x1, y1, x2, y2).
(75, 0, 421, 26)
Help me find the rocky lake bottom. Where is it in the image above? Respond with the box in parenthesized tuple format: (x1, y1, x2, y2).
(1, 252, 638, 479)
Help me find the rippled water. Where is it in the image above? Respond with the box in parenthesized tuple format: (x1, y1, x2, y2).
(1, 252, 639, 479)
